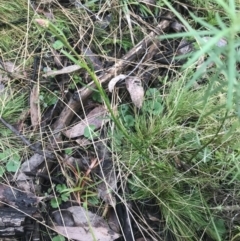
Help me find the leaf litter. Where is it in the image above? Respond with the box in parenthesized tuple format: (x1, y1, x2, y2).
(0, 1, 239, 241)
(109, 74, 144, 108)
(51, 206, 120, 241)
(63, 105, 109, 138)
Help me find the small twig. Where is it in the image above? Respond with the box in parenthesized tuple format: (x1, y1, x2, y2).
(0, 117, 55, 159)
(211, 205, 240, 212)
(42, 64, 81, 77)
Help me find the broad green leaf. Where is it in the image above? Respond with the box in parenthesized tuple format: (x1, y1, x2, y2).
(51, 197, 62, 208)
(52, 235, 65, 241)
(151, 102, 163, 115)
(52, 40, 64, 50)
(0, 149, 12, 160)
(61, 193, 70, 202)
(84, 124, 96, 139)
(6, 159, 20, 172)
(64, 148, 73, 155)
(56, 184, 67, 193)
(124, 115, 135, 127)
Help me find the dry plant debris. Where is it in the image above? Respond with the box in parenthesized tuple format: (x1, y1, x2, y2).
(63, 105, 109, 138)
(51, 206, 120, 241)
(30, 85, 41, 127)
(0, 1, 239, 241)
(109, 74, 144, 108)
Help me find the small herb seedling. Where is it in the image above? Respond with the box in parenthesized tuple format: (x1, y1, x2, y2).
(0, 148, 20, 175)
(64, 148, 73, 155)
(52, 234, 65, 241)
(50, 184, 70, 208)
(39, 90, 58, 108)
(92, 91, 103, 103)
(119, 104, 135, 128)
(69, 75, 82, 90)
(52, 40, 64, 50)
(84, 124, 99, 139)
(142, 88, 163, 115)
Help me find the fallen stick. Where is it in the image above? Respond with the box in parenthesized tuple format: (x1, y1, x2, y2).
(52, 13, 173, 134)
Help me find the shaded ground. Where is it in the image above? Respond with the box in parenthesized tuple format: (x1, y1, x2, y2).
(0, 1, 240, 241)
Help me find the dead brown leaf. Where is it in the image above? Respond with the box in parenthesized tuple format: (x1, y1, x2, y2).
(126, 76, 144, 108)
(171, 21, 184, 32)
(51, 49, 63, 68)
(30, 84, 40, 127)
(97, 175, 116, 207)
(177, 39, 193, 55)
(64, 105, 109, 138)
(1, 61, 16, 73)
(0, 61, 17, 84)
(16, 154, 45, 191)
(53, 226, 119, 241)
(64, 154, 90, 172)
(108, 75, 144, 108)
(52, 206, 120, 241)
(75, 137, 92, 146)
(108, 74, 127, 92)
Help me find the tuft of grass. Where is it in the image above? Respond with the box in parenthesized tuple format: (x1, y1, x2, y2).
(0, 86, 27, 122)
(161, 0, 240, 112)
(0, 86, 28, 176)
(112, 69, 240, 240)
